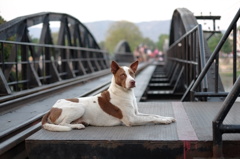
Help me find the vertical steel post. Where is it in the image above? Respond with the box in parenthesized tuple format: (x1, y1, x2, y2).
(233, 24, 237, 84)
(0, 42, 4, 72)
(15, 44, 19, 91)
(213, 74, 240, 158)
(212, 121, 223, 158)
(191, 9, 240, 94)
(215, 54, 219, 93)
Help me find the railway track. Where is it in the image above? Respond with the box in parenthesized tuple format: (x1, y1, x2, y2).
(0, 70, 112, 159)
(0, 62, 150, 159)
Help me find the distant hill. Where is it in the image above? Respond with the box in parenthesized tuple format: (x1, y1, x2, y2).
(137, 20, 171, 42)
(28, 20, 171, 43)
(84, 21, 114, 43)
(85, 20, 171, 42)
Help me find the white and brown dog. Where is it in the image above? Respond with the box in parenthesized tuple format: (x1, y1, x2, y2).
(42, 61, 175, 131)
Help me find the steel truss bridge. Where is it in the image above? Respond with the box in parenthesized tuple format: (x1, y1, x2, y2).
(0, 8, 240, 159)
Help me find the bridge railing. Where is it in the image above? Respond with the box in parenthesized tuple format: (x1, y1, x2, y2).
(188, 10, 240, 103)
(166, 24, 208, 95)
(190, 9, 240, 158)
(0, 40, 109, 96)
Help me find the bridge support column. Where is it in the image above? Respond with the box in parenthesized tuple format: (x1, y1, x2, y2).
(212, 121, 223, 158)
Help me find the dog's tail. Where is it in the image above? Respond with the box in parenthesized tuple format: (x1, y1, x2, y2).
(41, 111, 72, 132)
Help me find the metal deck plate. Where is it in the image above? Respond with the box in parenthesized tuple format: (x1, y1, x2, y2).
(183, 102, 240, 141)
(26, 102, 240, 158)
(27, 102, 177, 141)
(0, 74, 112, 133)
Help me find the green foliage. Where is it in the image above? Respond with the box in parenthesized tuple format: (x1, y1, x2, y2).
(51, 32, 59, 45)
(156, 34, 169, 51)
(31, 38, 39, 43)
(0, 16, 16, 61)
(105, 21, 143, 53)
(141, 37, 156, 50)
(0, 15, 6, 24)
(208, 33, 232, 54)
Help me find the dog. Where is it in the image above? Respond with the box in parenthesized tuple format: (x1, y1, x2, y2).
(42, 60, 175, 131)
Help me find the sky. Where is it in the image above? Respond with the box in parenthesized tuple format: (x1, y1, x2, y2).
(0, 0, 239, 30)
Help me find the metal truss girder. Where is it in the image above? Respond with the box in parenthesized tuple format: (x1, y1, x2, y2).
(0, 68, 11, 95)
(0, 12, 109, 95)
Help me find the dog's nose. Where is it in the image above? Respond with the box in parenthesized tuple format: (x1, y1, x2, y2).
(130, 80, 135, 86)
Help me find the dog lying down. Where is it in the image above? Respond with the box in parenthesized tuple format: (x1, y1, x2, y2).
(42, 60, 175, 131)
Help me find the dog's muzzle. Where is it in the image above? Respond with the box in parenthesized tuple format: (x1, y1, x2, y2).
(130, 80, 136, 88)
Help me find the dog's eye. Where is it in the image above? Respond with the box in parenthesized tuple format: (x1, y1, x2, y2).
(120, 74, 126, 79)
(129, 71, 135, 78)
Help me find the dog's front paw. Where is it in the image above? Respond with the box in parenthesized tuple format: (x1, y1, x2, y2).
(73, 124, 85, 130)
(167, 117, 175, 122)
(158, 117, 175, 124)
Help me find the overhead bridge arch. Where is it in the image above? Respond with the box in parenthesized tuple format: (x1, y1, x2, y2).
(165, 8, 224, 101)
(114, 40, 135, 63)
(0, 12, 99, 48)
(169, 8, 198, 45)
(0, 12, 109, 95)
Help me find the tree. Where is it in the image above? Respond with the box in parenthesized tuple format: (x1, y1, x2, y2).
(156, 34, 169, 51)
(0, 15, 11, 60)
(105, 21, 143, 53)
(0, 15, 6, 24)
(141, 37, 156, 50)
(51, 32, 59, 45)
(208, 33, 232, 53)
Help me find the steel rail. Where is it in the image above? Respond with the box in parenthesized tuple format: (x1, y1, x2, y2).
(0, 62, 150, 158)
(0, 69, 110, 110)
(0, 76, 111, 157)
(0, 40, 107, 54)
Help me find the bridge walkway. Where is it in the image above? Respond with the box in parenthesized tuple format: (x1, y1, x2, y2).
(0, 62, 152, 159)
(2, 61, 240, 158)
(26, 102, 240, 159)
(0, 62, 152, 136)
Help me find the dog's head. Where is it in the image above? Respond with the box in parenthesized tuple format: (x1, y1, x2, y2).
(111, 60, 138, 89)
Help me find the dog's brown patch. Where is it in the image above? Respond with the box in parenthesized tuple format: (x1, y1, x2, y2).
(129, 60, 138, 73)
(65, 98, 79, 103)
(98, 90, 123, 119)
(49, 108, 62, 123)
(111, 61, 126, 88)
(42, 111, 51, 125)
(114, 67, 127, 88)
(128, 69, 135, 78)
(111, 61, 120, 74)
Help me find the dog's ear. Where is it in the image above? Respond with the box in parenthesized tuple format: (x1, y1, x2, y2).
(130, 60, 138, 73)
(111, 61, 120, 74)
